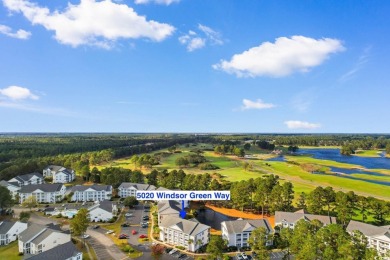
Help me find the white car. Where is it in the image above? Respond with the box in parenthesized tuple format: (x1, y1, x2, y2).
(81, 234, 90, 239)
(125, 213, 133, 217)
(169, 249, 178, 255)
(106, 230, 114, 234)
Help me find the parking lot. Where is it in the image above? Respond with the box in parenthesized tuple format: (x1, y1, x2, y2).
(120, 203, 149, 245)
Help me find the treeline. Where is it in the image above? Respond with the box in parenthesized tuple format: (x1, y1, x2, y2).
(275, 220, 378, 259)
(299, 186, 390, 225)
(210, 134, 390, 147)
(214, 144, 245, 157)
(0, 134, 214, 181)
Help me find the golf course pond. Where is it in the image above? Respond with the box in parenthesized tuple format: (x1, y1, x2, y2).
(265, 148, 390, 186)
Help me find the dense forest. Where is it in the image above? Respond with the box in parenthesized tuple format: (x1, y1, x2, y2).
(0, 134, 214, 181)
(1, 133, 390, 181)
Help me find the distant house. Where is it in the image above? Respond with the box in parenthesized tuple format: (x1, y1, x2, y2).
(43, 165, 75, 183)
(19, 184, 66, 203)
(68, 185, 112, 202)
(18, 223, 71, 256)
(275, 210, 337, 229)
(159, 216, 210, 252)
(118, 182, 156, 198)
(0, 180, 21, 198)
(9, 173, 44, 186)
(0, 220, 28, 246)
(24, 241, 82, 260)
(88, 200, 118, 222)
(347, 220, 390, 256)
(221, 219, 274, 248)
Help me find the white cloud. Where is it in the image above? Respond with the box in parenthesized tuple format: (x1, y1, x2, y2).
(2, 0, 175, 48)
(0, 86, 39, 100)
(0, 24, 31, 39)
(241, 99, 275, 110)
(179, 24, 223, 52)
(284, 120, 321, 129)
(213, 35, 345, 77)
(134, 0, 180, 5)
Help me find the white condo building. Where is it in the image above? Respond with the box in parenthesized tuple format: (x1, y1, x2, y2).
(19, 184, 66, 203)
(68, 185, 112, 202)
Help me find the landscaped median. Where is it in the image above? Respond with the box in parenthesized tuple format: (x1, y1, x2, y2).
(101, 211, 142, 258)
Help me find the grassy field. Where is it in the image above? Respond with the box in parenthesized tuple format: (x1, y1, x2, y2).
(353, 149, 384, 158)
(96, 145, 390, 201)
(0, 241, 21, 260)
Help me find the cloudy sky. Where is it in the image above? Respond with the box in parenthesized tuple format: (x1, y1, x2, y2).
(0, 0, 389, 132)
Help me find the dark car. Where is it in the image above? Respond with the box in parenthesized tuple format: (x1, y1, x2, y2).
(142, 216, 149, 220)
(92, 225, 99, 229)
(119, 234, 129, 239)
(121, 223, 130, 227)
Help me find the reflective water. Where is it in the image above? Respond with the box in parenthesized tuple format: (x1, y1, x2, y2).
(196, 208, 237, 230)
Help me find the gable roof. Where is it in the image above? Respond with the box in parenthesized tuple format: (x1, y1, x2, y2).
(70, 184, 112, 192)
(347, 220, 390, 237)
(0, 180, 19, 188)
(275, 211, 337, 226)
(24, 241, 80, 260)
(19, 224, 46, 243)
(158, 200, 181, 216)
(118, 182, 156, 190)
(161, 216, 209, 236)
(0, 221, 17, 234)
(19, 223, 65, 243)
(44, 165, 64, 171)
(89, 200, 115, 213)
(19, 184, 64, 193)
(10, 173, 43, 183)
(222, 219, 273, 234)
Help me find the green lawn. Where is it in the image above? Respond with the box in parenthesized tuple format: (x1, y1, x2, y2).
(0, 241, 21, 260)
(353, 149, 383, 158)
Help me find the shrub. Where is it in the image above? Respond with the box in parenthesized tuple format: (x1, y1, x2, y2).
(175, 246, 185, 250)
(198, 163, 220, 170)
(226, 246, 238, 252)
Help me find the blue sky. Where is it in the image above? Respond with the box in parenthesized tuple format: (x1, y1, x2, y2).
(0, 0, 389, 133)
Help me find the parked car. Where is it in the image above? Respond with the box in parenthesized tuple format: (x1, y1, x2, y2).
(81, 234, 90, 239)
(141, 224, 148, 228)
(236, 254, 243, 260)
(92, 225, 99, 229)
(132, 230, 137, 235)
(121, 223, 130, 227)
(241, 253, 248, 260)
(106, 230, 114, 234)
(169, 249, 178, 255)
(119, 234, 129, 239)
(139, 234, 147, 238)
(142, 216, 149, 221)
(178, 253, 187, 259)
(125, 213, 133, 217)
